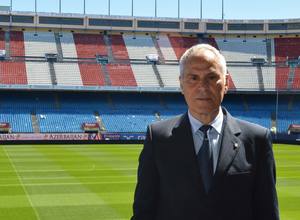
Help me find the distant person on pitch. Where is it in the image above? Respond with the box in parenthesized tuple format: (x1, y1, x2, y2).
(131, 44, 279, 220)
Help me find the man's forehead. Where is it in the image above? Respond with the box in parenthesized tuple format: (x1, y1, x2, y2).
(184, 50, 222, 71)
(187, 49, 217, 63)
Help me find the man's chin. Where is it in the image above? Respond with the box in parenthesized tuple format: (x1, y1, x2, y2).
(193, 107, 220, 116)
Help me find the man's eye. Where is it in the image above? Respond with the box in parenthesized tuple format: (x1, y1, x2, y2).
(209, 75, 217, 80)
(189, 75, 197, 80)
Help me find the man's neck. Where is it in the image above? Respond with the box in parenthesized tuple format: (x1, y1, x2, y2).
(189, 108, 221, 125)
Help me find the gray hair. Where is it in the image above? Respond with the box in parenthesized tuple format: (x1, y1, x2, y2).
(179, 43, 227, 78)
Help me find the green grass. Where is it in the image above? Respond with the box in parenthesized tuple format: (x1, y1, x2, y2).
(0, 143, 299, 220)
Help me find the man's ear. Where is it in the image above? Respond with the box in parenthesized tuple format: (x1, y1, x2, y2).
(224, 73, 229, 94)
(179, 76, 184, 95)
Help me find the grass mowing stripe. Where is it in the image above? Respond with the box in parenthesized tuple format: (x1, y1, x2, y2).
(3, 147, 41, 220)
(34, 145, 127, 219)
(0, 143, 299, 220)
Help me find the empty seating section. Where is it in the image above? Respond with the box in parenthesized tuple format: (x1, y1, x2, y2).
(0, 31, 4, 50)
(206, 38, 219, 49)
(0, 31, 299, 91)
(107, 64, 137, 86)
(0, 111, 33, 133)
(0, 92, 298, 134)
(60, 33, 78, 58)
(276, 67, 289, 90)
(123, 34, 157, 60)
(228, 66, 259, 90)
(0, 61, 27, 84)
(54, 62, 83, 86)
(274, 38, 300, 62)
(227, 74, 236, 90)
(274, 38, 300, 90)
(156, 65, 180, 87)
(215, 38, 268, 62)
(10, 31, 25, 56)
(156, 35, 177, 61)
(73, 33, 107, 58)
(100, 93, 162, 132)
(131, 64, 158, 87)
(168, 36, 199, 59)
(292, 68, 300, 89)
(261, 66, 276, 90)
(26, 61, 52, 85)
(110, 35, 130, 59)
(78, 63, 105, 86)
(270, 39, 276, 62)
(37, 110, 96, 133)
(101, 113, 156, 132)
(24, 32, 57, 57)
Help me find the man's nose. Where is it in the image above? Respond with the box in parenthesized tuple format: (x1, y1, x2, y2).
(196, 79, 209, 89)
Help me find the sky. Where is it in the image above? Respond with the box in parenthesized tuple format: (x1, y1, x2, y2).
(0, 0, 299, 20)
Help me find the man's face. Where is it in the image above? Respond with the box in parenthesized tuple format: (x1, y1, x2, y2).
(180, 50, 228, 118)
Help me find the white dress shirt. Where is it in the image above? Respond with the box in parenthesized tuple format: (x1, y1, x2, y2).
(188, 108, 224, 173)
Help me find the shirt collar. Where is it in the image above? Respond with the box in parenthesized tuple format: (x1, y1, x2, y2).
(188, 107, 223, 135)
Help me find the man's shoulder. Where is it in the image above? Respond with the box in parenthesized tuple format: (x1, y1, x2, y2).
(233, 116, 269, 138)
(150, 114, 184, 130)
(148, 114, 185, 138)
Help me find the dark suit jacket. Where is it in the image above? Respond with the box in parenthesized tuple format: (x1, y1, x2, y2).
(131, 108, 279, 220)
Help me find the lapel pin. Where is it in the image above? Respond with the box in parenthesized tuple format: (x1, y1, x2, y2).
(234, 143, 239, 149)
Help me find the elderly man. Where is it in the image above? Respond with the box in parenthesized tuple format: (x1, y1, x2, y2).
(131, 44, 279, 220)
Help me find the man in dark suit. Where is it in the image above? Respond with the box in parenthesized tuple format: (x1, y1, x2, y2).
(131, 44, 279, 220)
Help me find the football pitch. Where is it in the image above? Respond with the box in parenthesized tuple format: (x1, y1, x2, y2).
(0, 143, 299, 220)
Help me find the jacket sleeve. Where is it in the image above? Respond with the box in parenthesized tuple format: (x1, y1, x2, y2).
(131, 125, 159, 220)
(253, 129, 280, 220)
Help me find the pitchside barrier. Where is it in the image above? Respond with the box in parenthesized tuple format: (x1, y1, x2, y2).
(0, 132, 299, 145)
(0, 132, 146, 144)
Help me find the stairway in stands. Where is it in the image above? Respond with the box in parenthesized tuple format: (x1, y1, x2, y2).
(47, 61, 58, 85)
(152, 64, 164, 87)
(100, 64, 112, 86)
(54, 32, 63, 61)
(256, 65, 265, 91)
(31, 112, 40, 133)
(94, 111, 106, 131)
(4, 31, 10, 58)
(151, 35, 165, 63)
(103, 34, 114, 62)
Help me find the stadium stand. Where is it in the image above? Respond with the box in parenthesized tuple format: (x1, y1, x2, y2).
(24, 31, 57, 57)
(110, 34, 130, 60)
(0, 25, 299, 140)
(130, 64, 159, 87)
(107, 64, 137, 86)
(215, 38, 269, 62)
(77, 62, 105, 86)
(54, 62, 83, 86)
(60, 33, 78, 58)
(168, 36, 199, 59)
(156, 34, 178, 61)
(156, 64, 180, 87)
(10, 31, 25, 57)
(276, 67, 289, 90)
(73, 33, 107, 58)
(0, 31, 4, 50)
(274, 38, 300, 63)
(0, 60, 27, 84)
(26, 61, 52, 85)
(292, 67, 300, 89)
(261, 66, 276, 90)
(0, 90, 298, 136)
(227, 65, 260, 90)
(123, 33, 158, 60)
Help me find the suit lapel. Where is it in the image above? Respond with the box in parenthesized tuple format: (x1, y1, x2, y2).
(172, 113, 202, 183)
(215, 109, 242, 178)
